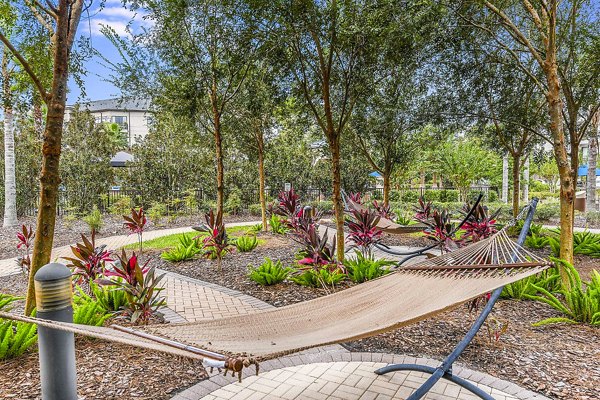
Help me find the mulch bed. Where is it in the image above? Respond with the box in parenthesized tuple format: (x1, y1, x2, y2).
(1, 227, 598, 399)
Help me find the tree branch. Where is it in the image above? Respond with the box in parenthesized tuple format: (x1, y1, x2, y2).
(0, 32, 49, 102)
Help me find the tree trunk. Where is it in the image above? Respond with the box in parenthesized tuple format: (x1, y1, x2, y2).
(256, 127, 267, 231)
(330, 135, 345, 261)
(512, 154, 521, 217)
(25, 79, 70, 315)
(502, 154, 509, 203)
(211, 89, 224, 216)
(587, 110, 599, 211)
(2, 48, 18, 227)
(33, 92, 44, 137)
(382, 171, 391, 206)
(522, 156, 530, 203)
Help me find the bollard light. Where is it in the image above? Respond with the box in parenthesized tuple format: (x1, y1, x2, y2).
(35, 263, 78, 400)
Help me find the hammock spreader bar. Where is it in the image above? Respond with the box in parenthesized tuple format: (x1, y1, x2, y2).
(374, 197, 540, 400)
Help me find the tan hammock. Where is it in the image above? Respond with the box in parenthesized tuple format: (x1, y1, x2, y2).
(0, 230, 550, 364)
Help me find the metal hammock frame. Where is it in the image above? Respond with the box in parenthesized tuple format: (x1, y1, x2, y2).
(374, 198, 541, 400)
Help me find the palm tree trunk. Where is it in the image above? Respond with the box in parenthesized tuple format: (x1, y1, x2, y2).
(587, 110, 599, 211)
(2, 47, 17, 227)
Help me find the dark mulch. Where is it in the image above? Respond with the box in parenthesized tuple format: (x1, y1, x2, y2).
(152, 232, 354, 307)
(0, 337, 206, 400)
(0, 214, 257, 260)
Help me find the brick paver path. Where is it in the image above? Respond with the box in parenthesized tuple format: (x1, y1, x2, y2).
(0, 222, 548, 400)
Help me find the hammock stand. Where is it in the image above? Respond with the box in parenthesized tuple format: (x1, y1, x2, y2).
(373, 198, 540, 400)
(342, 191, 484, 267)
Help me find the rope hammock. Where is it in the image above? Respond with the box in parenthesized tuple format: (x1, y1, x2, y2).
(0, 229, 550, 372)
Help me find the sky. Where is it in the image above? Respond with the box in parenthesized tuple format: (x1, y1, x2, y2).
(67, 1, 152, 104)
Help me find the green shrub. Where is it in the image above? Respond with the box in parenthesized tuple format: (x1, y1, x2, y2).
(525, 259, 600, 326)
(247, 223, 263, 234)
(501, 267, 560, 300)
(487, 190, 498, 202)
(534, 201, 560, 221)
(110, 196, 132, 216)
(400, 191, 419, 203)
(147, 201, 167, 222)
(529, 191, 559, 200)
(389, 190, 402, 202)
(73, 288, 112, 327)
(247, 203, 263, 216)
(344, 252, 393, 283)
(235, 235, 258, 252)
(525, 233, 549, 249)
(530, 180, 549, 192)
(423, 190, 441, 202)
(161, 234, 201, 262)
(183, 190, 198, 214)
(248, 258, 292, 286)
(269, 214, 287, 234)
(225, 190, 242, 215)
(311, 200, 333, 214)
(82, 205, 103, 234)
(291, 266, 346, 288)
(585, 211, 600, 226)
(439, 189, 459, 203)
(395, 212, 416, 226)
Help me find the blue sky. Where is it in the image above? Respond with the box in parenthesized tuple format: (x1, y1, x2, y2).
(67, 1, 151, 104)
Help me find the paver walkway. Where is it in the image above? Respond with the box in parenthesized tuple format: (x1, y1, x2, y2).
(0, 222, 549, 400)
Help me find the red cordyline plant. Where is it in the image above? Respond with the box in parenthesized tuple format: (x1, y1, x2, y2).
(413, 196, 433, 221)
(123, 207, 147, 254)
(348, 192, 363, 205)
(63, 232, 113, 288)
(346, 208, 383, 257)
(294, 224, 337, 267)
(273, 188, 300, 226)
(97, 250, 165, 325)
(195, 210, 233, 272)
(16, 225, 34, 277)
(372, 200, 395, 220)
(460, 203, 501, 243)
(421, 209, 462, 252)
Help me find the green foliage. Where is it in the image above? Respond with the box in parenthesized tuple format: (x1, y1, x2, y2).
(225, 189, 242, 215)
(395, 212, 416, 226)
(235, 235, 258, 252)
(529, 180, 549, 192)
(585, 211, 600, 226)
(110, 196, 132, 216)
(291, 266, 346, 288)
(73, 288, 112, 327)
(400, 191, 419, 203)
(524, 233, 549, 249)
(343, 252, 392, 283)
(147, 201, 168, 223)
(269, 214, 287, 234)
(525, 259, 600, 326)
(438, 189, 459, 203)
(247, 223, 263, 234)
(529, 191, 559, 200)
(60, 108, 116, 213)
(534, 202, 560, 221)
(161, 234, 201, 262)
(0, 320, 37, 361)
(501, 267, 560, 300)
(82, 205, 103, 234)
(247, 203, 263, 216)
(90, 282, 128, 313)
(247, 258, 292, 286)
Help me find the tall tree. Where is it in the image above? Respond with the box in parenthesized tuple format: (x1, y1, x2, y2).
(460, 0, 600, 267)
(271, 0, 381, 260)
(0, 0, 84, 314)
(588, 109, 600, 211)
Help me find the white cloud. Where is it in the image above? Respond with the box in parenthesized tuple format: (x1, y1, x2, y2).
(88, 4, 152, 37)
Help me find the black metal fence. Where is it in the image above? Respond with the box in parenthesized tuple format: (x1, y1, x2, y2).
(5, 185, 498, 217)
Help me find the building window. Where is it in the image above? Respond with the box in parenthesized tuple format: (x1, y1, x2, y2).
(111, 116, 128, 130)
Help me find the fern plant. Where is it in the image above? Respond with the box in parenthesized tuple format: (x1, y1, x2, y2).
(248, 258, 292, 286)
(269, 214, 287, 235)
(235, 235, 258, 252)
(525, 258, 600, 326)
(73, 287, 113, 326)
(0, 321, 38, 361)
(291, 266, 346, 289)
(91, 282, 128, 313)
(524, 233, 549, 249)
(344, 251, 393, 283)
(161, 234, 201, 262)
(501, 266, 560, 300)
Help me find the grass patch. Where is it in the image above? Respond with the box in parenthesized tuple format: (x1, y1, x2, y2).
(124, 226, 262, 250)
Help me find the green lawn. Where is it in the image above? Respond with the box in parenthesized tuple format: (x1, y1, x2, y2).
(124, 225, 261, 250)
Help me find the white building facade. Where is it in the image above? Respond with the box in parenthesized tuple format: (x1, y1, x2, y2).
(66, 98, 152, 146)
